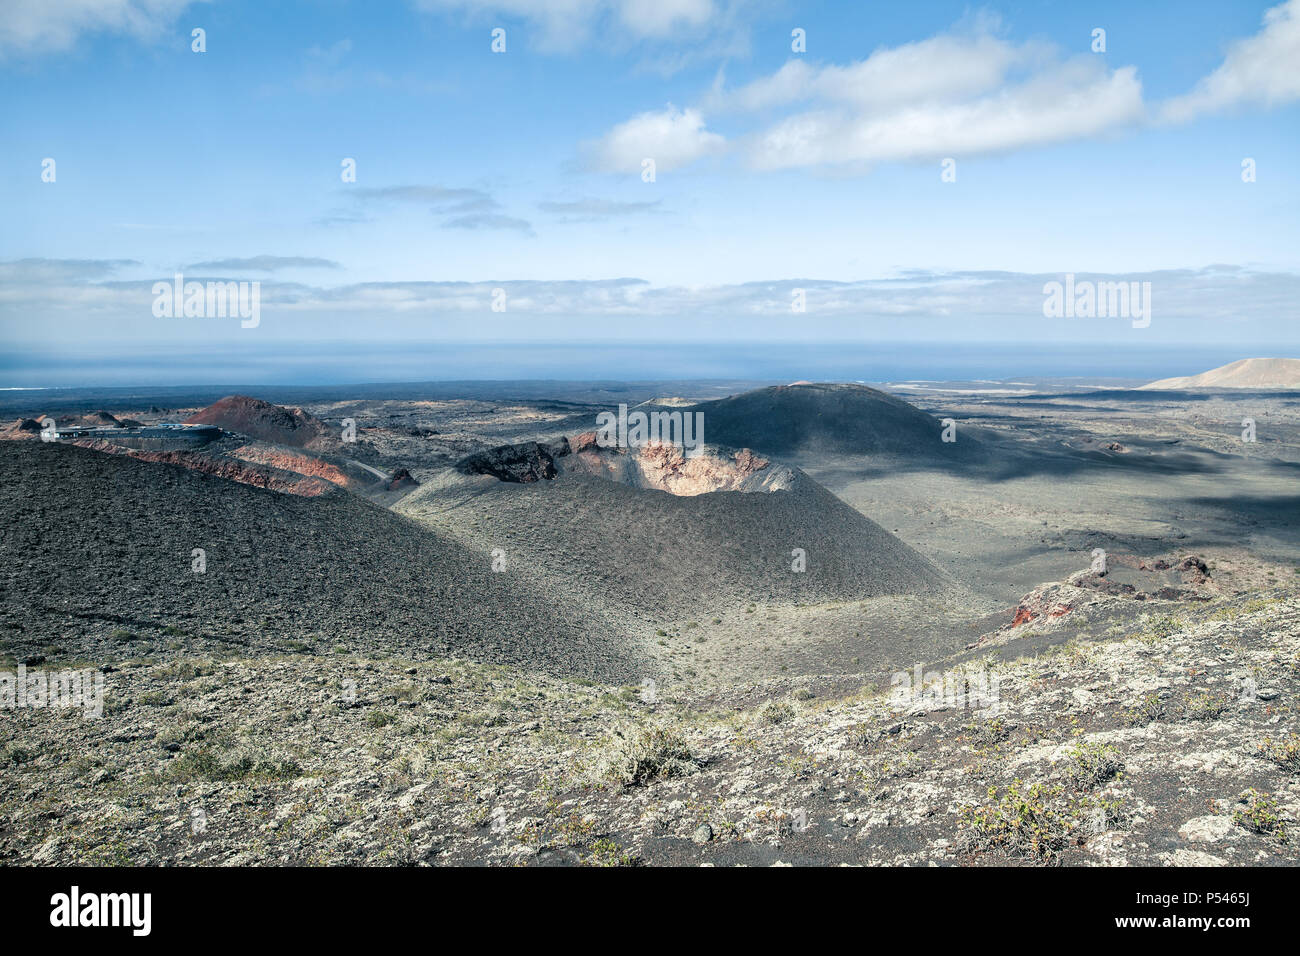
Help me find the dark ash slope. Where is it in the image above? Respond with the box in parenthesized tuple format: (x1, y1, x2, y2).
(399, 466, 949, 619)
(0, 441, 642, 681)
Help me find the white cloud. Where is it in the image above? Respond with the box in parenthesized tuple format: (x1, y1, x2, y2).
(584, 105, 725, 173)
(1159, 0, 1300, 123)
(616, 0, 713, 38)
(750, 59, 1144, 169)
(591, 4, 1300, 174)
(594, 22, 1145, 173)
(708, 29, 1047, 114)
(413, 0, 724, 50)
(414, 0, 597, 50)
(0, 0, 204, 58)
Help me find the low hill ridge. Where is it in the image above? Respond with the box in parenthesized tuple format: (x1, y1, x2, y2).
(1141, 357, 1300, 390)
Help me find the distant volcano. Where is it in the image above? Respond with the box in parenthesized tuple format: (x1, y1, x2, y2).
(681, 382, 981, 459)
(185, 395, 337, 450)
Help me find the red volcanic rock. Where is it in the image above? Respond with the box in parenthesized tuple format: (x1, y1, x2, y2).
(229, 444, 352, 487)
(1010, 599, 1072, 628)
(1004, 555, 1219, 634)
(1178, 555, 1210, 580)
(561, 433, 779, 497)
(631, 442, 772, 495)
(1009, 580, 1084, 629)
(387, 468, 418, 491)
(71, 440, 336, 497)
(571, 430, 600, 454)
(185, 395, 336, 450)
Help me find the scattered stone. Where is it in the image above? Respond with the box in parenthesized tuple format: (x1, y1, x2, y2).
(1178, 815, 1236, 844)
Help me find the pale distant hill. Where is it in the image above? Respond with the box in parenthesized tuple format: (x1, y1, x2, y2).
(1140, 357, 1300, 390)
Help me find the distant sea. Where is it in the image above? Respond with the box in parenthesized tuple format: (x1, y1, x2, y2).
(1, 342, 1293, 389)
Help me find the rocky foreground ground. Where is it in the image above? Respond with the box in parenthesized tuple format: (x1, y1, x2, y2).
(3, 585, 1297, 866)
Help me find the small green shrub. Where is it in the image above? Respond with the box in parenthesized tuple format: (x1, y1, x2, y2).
(1255, 734, 1300, 774)
(1066, 741, 1123, 790)
(1233, 789, 1287, 841)
(1184, 691, 1232, 722)
(1140, 615, 1183, 644)
(760, 700, 796, 724)
(1124, 694, 1165, 726)
(959, 780, 1072, 861)
(593, 723, 700, 787)
(167, 744, 300, 782)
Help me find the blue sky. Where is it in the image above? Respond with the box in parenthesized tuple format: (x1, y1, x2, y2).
(1, 0, 1298, 384)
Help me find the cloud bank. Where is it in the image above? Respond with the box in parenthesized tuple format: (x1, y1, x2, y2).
(588, 2, 1300, 174)
(4, 260, 1296, 347)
